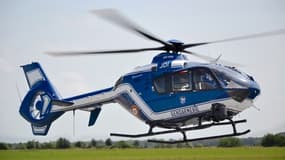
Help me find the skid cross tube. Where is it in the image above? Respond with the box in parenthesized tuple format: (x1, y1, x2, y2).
(110, 119, 247, 139)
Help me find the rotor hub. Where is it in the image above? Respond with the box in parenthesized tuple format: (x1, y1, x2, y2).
(167, 39, 184, 53)
(167, 39, 184, 45)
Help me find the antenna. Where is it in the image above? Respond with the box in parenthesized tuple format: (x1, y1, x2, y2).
(15, 83, 22, 103)
(73, 109, 76, 136)
(211, 54, 222, 64)
(252, 104, 261, 111)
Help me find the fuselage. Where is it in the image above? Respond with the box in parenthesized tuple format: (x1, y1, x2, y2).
(112, 52, 260, 128)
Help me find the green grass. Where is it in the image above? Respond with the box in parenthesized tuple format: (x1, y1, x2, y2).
(0, 147, 284, 160)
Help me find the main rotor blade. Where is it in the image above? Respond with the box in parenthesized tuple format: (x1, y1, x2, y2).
(182, 50, 243, 67)
(183, 28, 285, 49)
(182, 50, 217, 62)
(92, 9, 171, 47)
(46, 46, 166, 57)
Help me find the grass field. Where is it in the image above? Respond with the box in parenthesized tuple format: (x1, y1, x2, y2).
(0, 147, 284, 160)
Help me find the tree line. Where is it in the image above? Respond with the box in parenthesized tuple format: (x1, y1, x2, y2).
(0, 133, 284, 150)
(0, 138, 135, 150)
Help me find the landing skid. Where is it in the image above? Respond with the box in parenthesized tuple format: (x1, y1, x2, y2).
(110, 119, 250, 144)
(148, 129, 250, 144)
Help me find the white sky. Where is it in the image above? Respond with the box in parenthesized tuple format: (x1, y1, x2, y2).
(0, 0, 285, 142)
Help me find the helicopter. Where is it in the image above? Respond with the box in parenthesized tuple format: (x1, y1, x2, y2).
(19, 9, 284, 143)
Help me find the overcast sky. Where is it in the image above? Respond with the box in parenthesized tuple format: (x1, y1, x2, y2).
(0, 0, 285, 142)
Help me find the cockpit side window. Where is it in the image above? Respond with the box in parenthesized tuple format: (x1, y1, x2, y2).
(193, 68, 219, 90)
(212, 69, 244, 88)
(213, 69, 231, 87)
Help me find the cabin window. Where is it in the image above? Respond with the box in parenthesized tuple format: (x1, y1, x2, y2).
(154, 68, 220, 93)
(153, 70, 192, 93)
(153, 76, 167, 93)
(193, 68, 218, 90)
(172, 71, 192, 91)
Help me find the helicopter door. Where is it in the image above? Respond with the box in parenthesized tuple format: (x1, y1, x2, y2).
(193, 68, 219, 90)
(190, 68, 227, 109)
(149, 70, 195, 112)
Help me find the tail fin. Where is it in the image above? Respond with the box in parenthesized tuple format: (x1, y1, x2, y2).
(21, 62, 59, 98)
(19, 62, 71, 135)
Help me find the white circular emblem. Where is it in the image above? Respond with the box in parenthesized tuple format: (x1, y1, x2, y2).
(180, 96, 186, 104)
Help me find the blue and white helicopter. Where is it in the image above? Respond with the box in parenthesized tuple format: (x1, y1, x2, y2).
(19, 9, 283, 143)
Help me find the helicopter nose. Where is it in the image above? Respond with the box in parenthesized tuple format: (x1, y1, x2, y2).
(246, 75, 261, 100)
(227, 87, 260, 103)
(248, 87, 260, 100)
(227, 80, 260, 102)
(247, 79, 261, 100)
(227, 89, 250, 102)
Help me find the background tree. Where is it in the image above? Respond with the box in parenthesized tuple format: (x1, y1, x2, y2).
(261, 134, 285, 147)
(0, 142, 9, 150)
(275, 134, 285, 146)
(113, 141, 132, 148)
(133, 140, 140, 148)
(56, 138, 71, 149)
(261, 134, 275, 147)
(26, 140, 40, 149)
(90, 139, 97, 148)
(218, 137, 241, 147)
(74, 141, 84, 148)
(14, 143, 26, 149)
(41, 142, 55, 149)
(105, 138, 112, 147)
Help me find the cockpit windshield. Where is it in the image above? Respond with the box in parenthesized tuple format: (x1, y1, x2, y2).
(211, 65, 252, 88)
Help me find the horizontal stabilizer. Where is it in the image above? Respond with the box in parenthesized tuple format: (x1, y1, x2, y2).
(51, 99, 74, 106)
(88, 108, 101, 126)
(31, 123, 51, 136)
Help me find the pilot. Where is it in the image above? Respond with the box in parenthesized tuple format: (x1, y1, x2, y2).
(195, 69, 217, 90)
